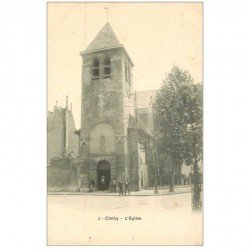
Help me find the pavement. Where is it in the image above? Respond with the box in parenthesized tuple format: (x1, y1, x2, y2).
(48, 191, 202, 245)
(48, 185, 191, 196)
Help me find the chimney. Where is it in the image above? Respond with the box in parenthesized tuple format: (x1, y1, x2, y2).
(66, 95, 68, 109)
(70, 103, 72, 112)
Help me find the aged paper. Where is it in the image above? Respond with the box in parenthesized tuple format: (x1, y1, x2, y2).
(47, 2, 203, 245)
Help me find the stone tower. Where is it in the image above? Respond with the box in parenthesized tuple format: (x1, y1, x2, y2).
(79, 23, 134, 191)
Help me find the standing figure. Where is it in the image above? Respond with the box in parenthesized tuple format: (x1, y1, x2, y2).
(90, 179, 95, 192)
(124, 179, 130, 195)
(101, 176, 105, 190)
(118, 180, 123, 195)
(112, 179, 117, 192)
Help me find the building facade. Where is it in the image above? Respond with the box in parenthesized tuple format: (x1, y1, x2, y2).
(79, 23, 156, 191)
(47, 96, 79, 166)
(47, 22, 193, 192)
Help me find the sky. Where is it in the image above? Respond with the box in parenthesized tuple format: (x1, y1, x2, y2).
(48, 2, 202, 129)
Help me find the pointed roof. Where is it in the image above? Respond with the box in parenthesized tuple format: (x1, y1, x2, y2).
(85, 23, 122, 52)
(81, 22, 134, 66)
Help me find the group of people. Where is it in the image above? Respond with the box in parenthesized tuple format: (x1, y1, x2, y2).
(118, 179, 130, 196)
(91, 177, 130, 195)
(110, 179, 130, 195)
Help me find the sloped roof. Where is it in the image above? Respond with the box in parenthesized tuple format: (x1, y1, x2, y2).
(85, 22, 122, 52)
(47, 107, 65, 130)
(47, 105, 80, 133)
(82, 22, 134, 66)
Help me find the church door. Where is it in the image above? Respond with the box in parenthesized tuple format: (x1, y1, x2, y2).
(97, 160, 111, 191)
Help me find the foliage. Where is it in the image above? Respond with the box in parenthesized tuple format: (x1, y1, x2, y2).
(153, 66, 203, 175)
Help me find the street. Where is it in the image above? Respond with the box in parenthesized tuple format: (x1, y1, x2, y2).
(48, 191, 202, 245)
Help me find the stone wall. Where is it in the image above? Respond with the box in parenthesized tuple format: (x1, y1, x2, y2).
(89, 123, 116, 154)
(138, 144, 149, 189)
(47, 157, 78, 191)
(80, 47, 133, 190)
(81, 48, 125, 138)
(128, 128, 140, 191)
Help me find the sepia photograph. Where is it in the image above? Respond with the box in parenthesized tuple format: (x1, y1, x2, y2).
(47, 2, 203, 245)
(3, 1, 250, 249)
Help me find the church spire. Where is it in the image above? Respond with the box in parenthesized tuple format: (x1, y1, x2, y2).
(84, 22, 122, 52)
(81, 22, 134, 66)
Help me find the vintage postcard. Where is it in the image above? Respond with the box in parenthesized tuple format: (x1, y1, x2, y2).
(47, 2, 203, 245)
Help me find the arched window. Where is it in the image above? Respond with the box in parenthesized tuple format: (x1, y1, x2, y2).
(103, 56, 111, 77)
(92, 57, 99, 78)
(90, 123, 115, 154)
(100, 135, 105, 152)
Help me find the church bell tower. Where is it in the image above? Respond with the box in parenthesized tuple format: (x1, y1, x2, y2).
(79, 22, 134, 190)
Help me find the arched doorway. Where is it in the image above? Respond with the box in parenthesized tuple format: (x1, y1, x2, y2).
(97, 160, 111, 191)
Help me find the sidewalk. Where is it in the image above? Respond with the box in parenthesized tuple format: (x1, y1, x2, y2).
(48, 185, 191, 196)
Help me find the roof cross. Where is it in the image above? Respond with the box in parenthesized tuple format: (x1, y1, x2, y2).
(104, 6, 109, 22)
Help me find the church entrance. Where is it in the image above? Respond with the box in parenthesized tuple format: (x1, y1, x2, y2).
(97, 160, 111, 191)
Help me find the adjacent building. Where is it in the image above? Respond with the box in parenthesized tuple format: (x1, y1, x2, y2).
(47, 96, 79, 166)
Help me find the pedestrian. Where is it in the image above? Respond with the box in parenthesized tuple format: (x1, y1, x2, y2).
(90, 179, 95, 192)
(90, 179, 95, 188)
(112, 179, 117, 192)
(101, 176, 105, 190)
(109, 180, 113, 193)
(118, 180, 123, 195)
(124, 179, 130, 195)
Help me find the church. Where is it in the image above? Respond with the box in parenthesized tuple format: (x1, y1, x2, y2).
(47, 22, 188, 192)
(78, 22, 157, 191)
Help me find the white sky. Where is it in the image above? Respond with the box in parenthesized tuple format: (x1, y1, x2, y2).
(48, 3, 202, 129)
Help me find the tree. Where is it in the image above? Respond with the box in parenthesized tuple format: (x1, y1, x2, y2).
(153, 66, 203, 204)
